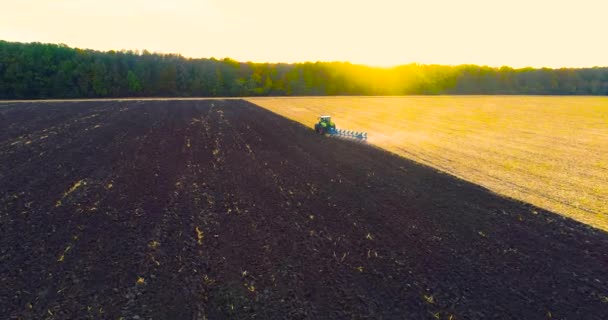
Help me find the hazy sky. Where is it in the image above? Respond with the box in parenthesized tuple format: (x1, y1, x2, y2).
(1, 0, 607, 67)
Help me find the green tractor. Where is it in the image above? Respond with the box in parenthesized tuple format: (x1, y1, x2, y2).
(314, 115, 336, 135)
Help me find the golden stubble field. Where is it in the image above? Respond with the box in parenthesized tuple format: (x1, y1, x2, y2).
(248, 96, 608, 231)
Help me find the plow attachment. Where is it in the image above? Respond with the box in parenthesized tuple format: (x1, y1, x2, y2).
(329, 128, 367, 141)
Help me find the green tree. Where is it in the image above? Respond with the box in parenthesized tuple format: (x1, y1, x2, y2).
(127, 70, 141, 93)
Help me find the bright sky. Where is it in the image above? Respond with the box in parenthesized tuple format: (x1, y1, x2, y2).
(1, 0, 607, 68)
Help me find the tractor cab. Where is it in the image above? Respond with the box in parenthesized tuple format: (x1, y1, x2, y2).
(319, 116, 334, 127)
(319, 115, 332, 123)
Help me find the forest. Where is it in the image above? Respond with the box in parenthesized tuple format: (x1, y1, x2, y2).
(1, 40, 607, 99)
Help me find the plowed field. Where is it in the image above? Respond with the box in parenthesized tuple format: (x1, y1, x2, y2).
(1, 99, 607, 319)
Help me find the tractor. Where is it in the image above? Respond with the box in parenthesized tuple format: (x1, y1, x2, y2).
(314, 115, 367, 141)
(314, 115, 336, 135)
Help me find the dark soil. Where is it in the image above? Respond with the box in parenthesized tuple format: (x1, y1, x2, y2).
(1, 99, 607, 319)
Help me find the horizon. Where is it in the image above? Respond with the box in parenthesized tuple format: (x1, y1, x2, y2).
(1, 0, 607, 68)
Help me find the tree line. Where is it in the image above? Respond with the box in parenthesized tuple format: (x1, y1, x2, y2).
(1, 40, 607, 99)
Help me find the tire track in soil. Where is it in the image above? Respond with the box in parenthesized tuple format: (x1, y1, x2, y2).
(1, 99, 608, 319)
(131, 101, 220, 319)
(210, 101, 324, 318)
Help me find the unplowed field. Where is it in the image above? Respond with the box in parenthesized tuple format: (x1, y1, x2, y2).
(1, 99, 607, 319)
(249, 96, 608, 231)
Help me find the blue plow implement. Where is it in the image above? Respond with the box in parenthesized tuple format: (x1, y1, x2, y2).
(328, 128, 367, 141)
